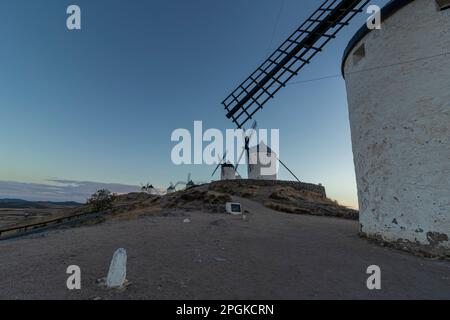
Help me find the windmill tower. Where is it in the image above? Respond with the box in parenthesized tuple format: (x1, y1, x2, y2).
(235, 121, 278, 180)
(166, 182, 176, 193)
(221, 163, 237, 180)
(342, 0, 450, 252)
(248, 142, 278, 180)
(211, 152, 238, 180)
(141, 183, 158, 194)
(234, 122, 300, 182)
(185, 173, 195, 188)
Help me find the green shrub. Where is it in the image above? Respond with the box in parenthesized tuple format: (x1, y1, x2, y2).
(87, 189, 115, 212)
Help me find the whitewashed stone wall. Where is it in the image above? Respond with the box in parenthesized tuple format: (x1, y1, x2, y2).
(343, 0, 450, 255)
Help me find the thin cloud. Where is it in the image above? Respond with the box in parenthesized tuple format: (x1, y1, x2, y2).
(0, 179, 139, 203)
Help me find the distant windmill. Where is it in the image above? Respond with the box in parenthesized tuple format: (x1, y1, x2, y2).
(166, 182, 177, 193)
(185, 173, 195, 189)
(178, 173, 205, 189)
(140, 183, 155, 192)
(235, 122, 301, 182)
(211, 151, 240, 180)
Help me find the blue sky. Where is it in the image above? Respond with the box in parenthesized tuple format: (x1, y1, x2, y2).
(0, 0, 389, 206)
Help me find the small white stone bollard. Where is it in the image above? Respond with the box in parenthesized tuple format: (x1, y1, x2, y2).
(106, 248, 127, 288)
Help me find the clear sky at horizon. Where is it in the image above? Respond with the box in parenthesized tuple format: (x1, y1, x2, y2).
(0, 0, 389, 208)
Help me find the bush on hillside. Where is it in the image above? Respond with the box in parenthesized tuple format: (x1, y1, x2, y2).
(87, 189, 115, 212)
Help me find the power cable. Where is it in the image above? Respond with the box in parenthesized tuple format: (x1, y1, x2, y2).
(265, 0, 286, 58)
(286, 51, 450, 86)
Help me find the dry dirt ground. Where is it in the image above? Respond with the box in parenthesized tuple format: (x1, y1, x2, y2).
(0, 195, 449, 300)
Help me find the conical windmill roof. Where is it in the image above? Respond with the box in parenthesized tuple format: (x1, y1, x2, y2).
(248, 142, 274, 155)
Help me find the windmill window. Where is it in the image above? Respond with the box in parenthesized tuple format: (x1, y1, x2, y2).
(353, 43, 366, 65)
(436, 0, 450, 10)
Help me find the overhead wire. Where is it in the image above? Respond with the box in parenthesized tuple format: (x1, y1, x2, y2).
(286, 51, 450, 86)
(265, 0, 286, 58)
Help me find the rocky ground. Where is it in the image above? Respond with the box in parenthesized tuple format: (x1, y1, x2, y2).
(0, 182, 449, 300)
(78, 181, 359, 224)
(0, 181, 358, 230)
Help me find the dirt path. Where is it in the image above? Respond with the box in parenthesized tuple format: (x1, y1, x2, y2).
(0, 197, 448, 300)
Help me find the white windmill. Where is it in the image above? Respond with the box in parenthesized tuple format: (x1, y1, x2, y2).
(211, 151, 240, 180)
(235, 121, 301, 182)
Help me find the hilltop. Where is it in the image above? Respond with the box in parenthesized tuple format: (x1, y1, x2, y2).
(0, 180, 357, 232)
(71, 180, 358, 223)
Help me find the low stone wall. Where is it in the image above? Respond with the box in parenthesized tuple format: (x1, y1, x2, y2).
(210, 180, 327, 198)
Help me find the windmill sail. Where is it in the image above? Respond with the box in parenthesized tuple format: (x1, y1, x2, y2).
(222, 0, 369, 128)
(212, 152, 228, 177)
(235, 121, 257, 172)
